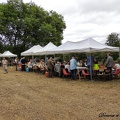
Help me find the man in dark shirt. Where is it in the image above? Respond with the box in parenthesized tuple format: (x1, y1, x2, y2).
(104, 53, 114, 80)
(21, 57, 26, 71)
(87, 55, 94, 80)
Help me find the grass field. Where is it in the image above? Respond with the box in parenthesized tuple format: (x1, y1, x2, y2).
(0, 66, 120, 120)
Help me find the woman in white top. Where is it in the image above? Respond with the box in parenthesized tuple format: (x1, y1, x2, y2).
(114, 61, 120, 70)
(65, 61, 70, 73)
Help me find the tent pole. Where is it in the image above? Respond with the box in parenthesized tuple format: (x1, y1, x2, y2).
(45, 55, 47, 64)
(90, 52, 92, 81)
(118, 47, 120, 64)
(119, 46, 120, 57)
(63, 54, 64, 61)
(69, 54, 71, 60)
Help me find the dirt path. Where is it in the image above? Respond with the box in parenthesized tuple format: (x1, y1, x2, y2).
(0, 66, 120, 120)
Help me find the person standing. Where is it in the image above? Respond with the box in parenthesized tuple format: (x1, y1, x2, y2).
(86, 55, 94, 80)
(2, 57, 8, 74)
(70, 56, 77, 80)
(46, 57, 54, 78)
(14, 57, 18, 71)
(104, 53, 114, 80)
(21, 57, 26, 71)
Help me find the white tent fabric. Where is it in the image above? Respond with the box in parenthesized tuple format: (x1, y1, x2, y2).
(73, 38, 119, 53)
(0, 51, 17, 57)
(46, 38, 119, 54)
(34, 42, 57, 55)
(41, 41, 79, 55)
(21, 45, 43, 56)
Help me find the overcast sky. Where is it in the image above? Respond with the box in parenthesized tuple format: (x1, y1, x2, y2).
(0, 0, 120, 43)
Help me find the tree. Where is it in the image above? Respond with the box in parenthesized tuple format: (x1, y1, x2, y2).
(0, 0, 66, 55)
(106, 32, 119, 47)
(106, 32, 120, 60)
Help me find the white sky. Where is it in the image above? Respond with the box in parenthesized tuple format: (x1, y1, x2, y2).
(0, 0, 120, 43)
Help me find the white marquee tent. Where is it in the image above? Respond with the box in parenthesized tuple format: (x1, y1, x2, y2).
(42, 41, 80, 55)
(34, 42, 57, 55)
(45, 38, 119, 80)
(46, 38, 119, 54)
(0, 51, 17, 57)
(21, 45, 43, 56)
(73, 37, 119, 53)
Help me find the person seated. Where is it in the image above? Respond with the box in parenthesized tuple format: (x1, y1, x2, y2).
(77, 59, 85, 67)
(93, 58, 100, 70)
(27, 59, 33, 70)
(41, 59, 45, 66)
(37, 60, 45, 73)
(113, 60, 120, 70)
(99, 63, 106, 70)
(112, 60, 120, 78)
(77, 60, 86, 77)
(54, 61, 61, 76)
(65, 61, 71, 73)
(93, 59, 100, 77)
(83, 59, 87, 67)
(60, 61, 65, 77)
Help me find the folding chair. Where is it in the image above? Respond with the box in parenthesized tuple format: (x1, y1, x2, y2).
(62, 68, 71, 79)
(97, 69, 104, 80)
(81, 70, 90, 79)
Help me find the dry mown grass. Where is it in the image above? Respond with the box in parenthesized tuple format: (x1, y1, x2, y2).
(0, 66, 120, 120)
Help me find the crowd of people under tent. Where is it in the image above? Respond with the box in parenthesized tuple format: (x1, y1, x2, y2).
(1, 52, 120, 80)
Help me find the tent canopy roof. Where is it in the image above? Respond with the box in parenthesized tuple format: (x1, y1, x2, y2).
(0, 51, 17, 57)
(46, 38, 119, 54)
(34, 42, 57, 55)
(21, 45, 43, 56)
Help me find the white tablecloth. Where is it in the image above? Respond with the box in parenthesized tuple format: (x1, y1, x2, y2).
(76, 67, 88, 70)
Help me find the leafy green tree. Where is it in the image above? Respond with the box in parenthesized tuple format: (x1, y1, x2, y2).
(0, 0, 66, 56)
(106, 32, 120, 60)
(106, 32, 119, 47)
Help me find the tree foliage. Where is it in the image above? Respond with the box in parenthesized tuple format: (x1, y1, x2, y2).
(0, 0, 66, 56)
(106, 32, 120, 60)
(106, 32, 120, 47)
